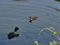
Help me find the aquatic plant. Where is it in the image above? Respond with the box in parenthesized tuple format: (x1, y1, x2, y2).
(52, 32, 57, 37)
(38, 26, 60, 45)
(49, 26, 55, 31)
(34, 40, 59, 45)
(38, 26, 60, 38)
(34, 40, 38, 45)
(33, 26, 60, 45)
(57, 42, 60, 45)
(38, 26, 55, 38)
(39, 44, 43, 45)
(34, 40, 43, 45)
(50, 41, 57, 45)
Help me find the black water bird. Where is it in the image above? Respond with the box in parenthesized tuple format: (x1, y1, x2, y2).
(29, 16, 38, 23)
(8, 27, 19, 39)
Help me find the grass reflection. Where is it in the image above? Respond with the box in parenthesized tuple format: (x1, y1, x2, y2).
(55, 0, 60, 2)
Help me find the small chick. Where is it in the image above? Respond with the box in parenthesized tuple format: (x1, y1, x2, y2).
(29, 16, 38, 23)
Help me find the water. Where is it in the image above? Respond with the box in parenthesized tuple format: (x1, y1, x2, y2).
(0, 0, 60, 45)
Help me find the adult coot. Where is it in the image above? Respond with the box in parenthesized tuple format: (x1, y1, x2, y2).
(8, 27, 19, 39)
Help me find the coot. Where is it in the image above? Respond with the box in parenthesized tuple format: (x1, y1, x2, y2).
(8, 27, 19, 39)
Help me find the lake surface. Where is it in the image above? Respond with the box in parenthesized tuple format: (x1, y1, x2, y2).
(0, 0, 60, 45)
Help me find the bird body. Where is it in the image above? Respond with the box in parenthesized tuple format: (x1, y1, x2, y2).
(8, 32, 19, 39)
(29, 16, 38, 22)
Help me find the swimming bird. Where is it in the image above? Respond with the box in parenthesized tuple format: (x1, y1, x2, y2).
(8, 27, 19, 39)
(29, 16, 38, 23)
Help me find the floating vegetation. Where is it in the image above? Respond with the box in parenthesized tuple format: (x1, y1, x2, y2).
(38, 27, 54, 37)
(39, 44, 43, 45)
(50, 41, 57, 45)
(34, 40, 38, 45)
(49, 26, 55, 31)
(47, 6, 60, 12)
(34, 26, 60, 45)
(34, 40, 43, 45)
(38, 26, 60, 40)
(57, 42, 60, 45)
(52, 32, 57, 37)
(38, 27, 54, 38)
(50, 41, 60, 45)
(55, 0, 60, 2)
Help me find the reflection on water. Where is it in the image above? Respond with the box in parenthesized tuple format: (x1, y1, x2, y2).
(55, 0, 60, 2)
(48, 6, 60, 12)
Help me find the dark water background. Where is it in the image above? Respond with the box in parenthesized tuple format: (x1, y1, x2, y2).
(0, 0, 60, 45)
